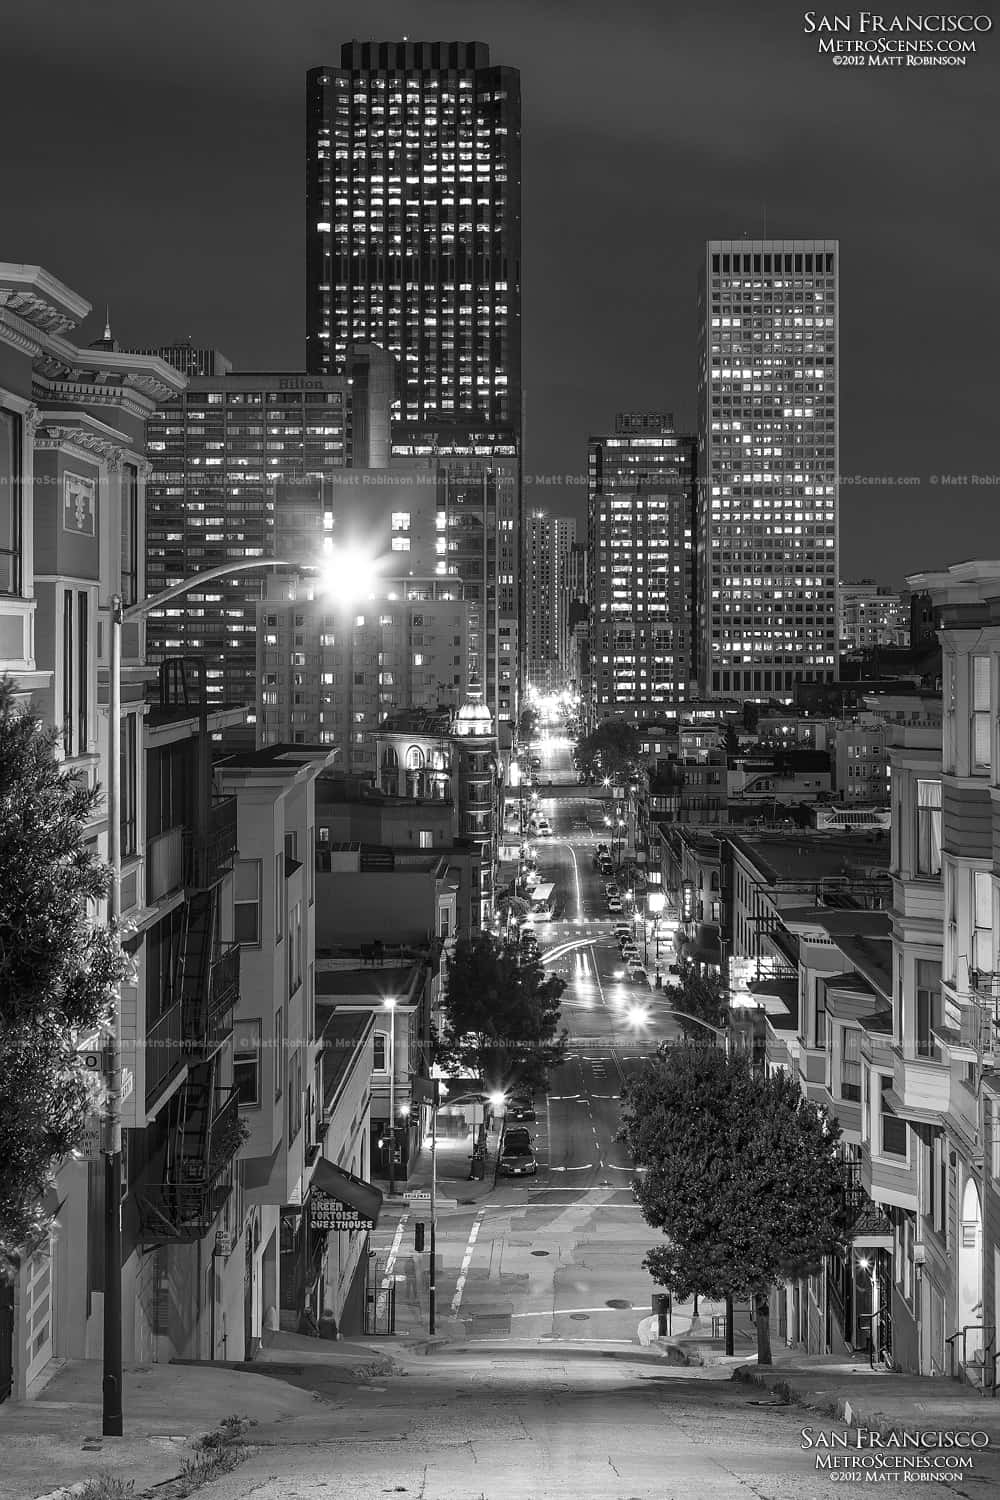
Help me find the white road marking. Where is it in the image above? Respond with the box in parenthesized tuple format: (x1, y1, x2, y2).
(550, 1163, 593, 1171)
(376, 1212, 410, 1322)
(450, 1207, 487, 1317)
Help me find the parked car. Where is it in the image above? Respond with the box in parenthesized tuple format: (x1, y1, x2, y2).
(620, 944, 640, 962)
(508, 1095, 537, 1123)
(626, 962, 650, 985)
(612, 924, 632, 941)
(596, 843, 609, 855)
(501, 1125, 533, 1151)
(498, 1140, 538, 1176)
(607, 897, 623, 914)
(537, 820, 553, 836)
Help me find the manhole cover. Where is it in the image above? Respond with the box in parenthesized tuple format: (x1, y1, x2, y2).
(531, 1250, 550, 1257)
(570, 1313, 590, 1321)
(606, 1298, 631, 1309)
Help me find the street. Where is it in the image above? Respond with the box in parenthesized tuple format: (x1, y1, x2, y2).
(197, 1345, 844, 1500)
(180, 736, 988, 1498)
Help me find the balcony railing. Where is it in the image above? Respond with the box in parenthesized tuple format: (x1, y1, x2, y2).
(183, 943, 240, 1056)
(135, 1086, 241, 1245)
(146, 827, 185, 903)
(185, 797, 238, 889)
(145, 998, 186, 1108)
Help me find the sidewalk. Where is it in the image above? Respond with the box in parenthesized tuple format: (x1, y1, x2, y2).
(381, 1120, 505, 1214)
(0, 1338, 392, 1500)
(733, 1349, 1000, 1442)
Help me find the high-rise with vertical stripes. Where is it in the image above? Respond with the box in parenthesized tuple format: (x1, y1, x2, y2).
(305, 42, 523, 714)
(305, 42, 520, 427)
(697, 240, 839, 700)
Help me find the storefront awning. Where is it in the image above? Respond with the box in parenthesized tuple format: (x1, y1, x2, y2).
(310, 1158, 383, 1226)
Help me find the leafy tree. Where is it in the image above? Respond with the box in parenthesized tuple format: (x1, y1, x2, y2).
(435, 932, 568, 1093)
(517, 706, 539, 743)
(618, 1045, 851, 1365)
(723, 723, 740, 754)
(669, 960, 729, 1042)
(742, 701, 760, 735)
(0, 678, 127, 1277)
(578, 719, 639, 779)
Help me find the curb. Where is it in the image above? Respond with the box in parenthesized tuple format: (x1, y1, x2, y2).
(732, 1364, 897, 1436)
(170, 1351, 399, 1382)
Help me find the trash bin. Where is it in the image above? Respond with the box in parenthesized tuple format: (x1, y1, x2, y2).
(651, 1291, 672, 1338)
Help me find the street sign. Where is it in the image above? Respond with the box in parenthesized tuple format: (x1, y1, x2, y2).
(77, 1113, 103, 1160)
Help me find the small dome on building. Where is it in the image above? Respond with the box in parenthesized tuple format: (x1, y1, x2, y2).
(453, 681, 493, 738)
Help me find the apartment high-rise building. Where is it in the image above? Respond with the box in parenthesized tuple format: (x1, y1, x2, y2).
(697, 239, 839, 700)
(305, 42, 521, 429)
(257, 577, 474, 771)
(138, 349, 395, 737)
(524, 511, 575, 694)
(588, 412, 696, 723)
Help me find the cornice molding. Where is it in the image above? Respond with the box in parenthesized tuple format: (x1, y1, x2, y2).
(34, 423, 121, 463)
(0, 312, 43, 360)
(33, 375, 154, 421)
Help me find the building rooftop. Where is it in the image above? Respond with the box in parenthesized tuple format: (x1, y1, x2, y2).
(730, 832, 891, 886)
(835, 934, 893, 996)
(217, 743, 337, 773)
(315, 962, 424, 1004)
(318, 1011, 372, 1111)
(780, 908, 892, 939)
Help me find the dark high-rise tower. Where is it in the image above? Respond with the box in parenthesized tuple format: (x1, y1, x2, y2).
(696, 239, 839, 700)
(306, 42, 521, 428)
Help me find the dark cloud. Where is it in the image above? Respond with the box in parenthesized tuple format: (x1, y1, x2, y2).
(2, 0, 998, 583)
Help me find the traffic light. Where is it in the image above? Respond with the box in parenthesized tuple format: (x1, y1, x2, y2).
(414, 1222, 426, 1253)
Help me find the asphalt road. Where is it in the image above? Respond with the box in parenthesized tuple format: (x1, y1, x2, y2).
(198, 1345, 849, 1500)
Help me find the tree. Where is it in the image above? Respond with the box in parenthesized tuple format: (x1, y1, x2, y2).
(666, 960, 729, 1042)
(618, 1045, 851, 1365)
(742, 701, 760, 735)
(578, 719, 639, 780)
(435, 932, 568, 1093)
(723, 723, 740, 754)
(517, 706, 539, 743)
(0, 679, 128, 1277)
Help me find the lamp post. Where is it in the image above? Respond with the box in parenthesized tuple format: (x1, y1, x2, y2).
(101, 553, 350, 1436)
(647, 891, 665, 973)
(384, 997, 397, 1195)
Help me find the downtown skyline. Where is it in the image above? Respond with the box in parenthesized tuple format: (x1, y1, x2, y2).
(0, 0, 997, 585)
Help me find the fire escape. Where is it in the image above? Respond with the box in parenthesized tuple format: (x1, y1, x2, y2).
(137, 660, 244, 1245)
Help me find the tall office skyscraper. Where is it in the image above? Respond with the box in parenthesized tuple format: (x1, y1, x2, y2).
(305, 42, 521, 428)
(305, 42, 523, 717)
(697, 240, 839, 699)
(525, 511, 576, 694)
(588, 413, 696, 723)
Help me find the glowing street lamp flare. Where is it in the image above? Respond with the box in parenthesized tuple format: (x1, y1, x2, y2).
(317, 545, 379, 604)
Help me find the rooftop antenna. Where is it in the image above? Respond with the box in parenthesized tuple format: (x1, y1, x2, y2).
(103, 305, 112, 343)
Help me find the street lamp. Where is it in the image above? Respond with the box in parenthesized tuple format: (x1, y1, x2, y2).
(101, 552, 323, 1437)
(384, 996, 397, 1195)
(646, 890, 665, 970)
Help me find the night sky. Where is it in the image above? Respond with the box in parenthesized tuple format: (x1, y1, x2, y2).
(3, 0, 998, 586)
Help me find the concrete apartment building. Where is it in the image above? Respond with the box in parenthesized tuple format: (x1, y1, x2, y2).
(256, 576, 474, 773)
(138, 348, 394, 739)
(839, 581, 909, 653)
